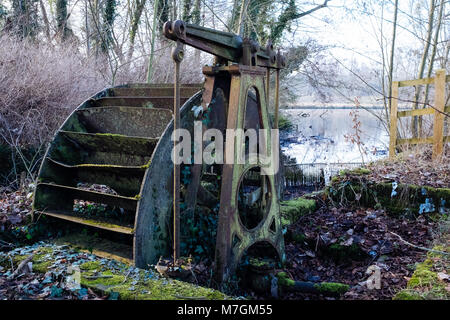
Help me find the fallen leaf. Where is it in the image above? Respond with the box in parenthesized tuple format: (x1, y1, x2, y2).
(341, 237, 354, 246)
(305, 250, 316, 258)
(437, 272, 449, 282)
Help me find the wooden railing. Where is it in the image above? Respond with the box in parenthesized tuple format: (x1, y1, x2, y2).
(389, 69, 450, 160)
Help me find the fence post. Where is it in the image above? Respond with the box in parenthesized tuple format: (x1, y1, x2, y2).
(432, 69, 445, 160)
(389, 81, 399, 159)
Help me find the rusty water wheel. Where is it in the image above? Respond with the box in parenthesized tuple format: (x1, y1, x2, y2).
(32, 82, 279, 275)
(32, 83, 204, 267)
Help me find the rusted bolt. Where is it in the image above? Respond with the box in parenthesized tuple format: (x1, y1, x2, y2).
(173, 20, 186, 38)
(163, 21, 173, 38)
(172, 41, 184, 63)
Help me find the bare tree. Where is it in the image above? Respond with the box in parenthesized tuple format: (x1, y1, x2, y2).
(411, 0, 437, 137)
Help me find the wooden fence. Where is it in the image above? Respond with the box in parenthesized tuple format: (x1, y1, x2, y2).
(389, 69, 450, 160)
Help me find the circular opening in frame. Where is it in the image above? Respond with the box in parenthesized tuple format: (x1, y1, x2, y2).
(237, 166, 272, 230)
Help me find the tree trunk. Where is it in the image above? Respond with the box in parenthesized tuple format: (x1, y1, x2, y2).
(85, 0, 91, 56)
(127, 0, 147, 64)
(412, 0, 436, 138)
(171, 0, 177, 20)
(102, 0, 117, 52)
(387, 0, 398, 121)
(56, 0, 71, 41)
(87, 0, 101, 56)
(237, 0, 250, 36)
(423, 0, 445, 105)
(229, 0, 241, 33)
(12, 0, 39, 38)
(39, 0, 51, 42)
(182, 0, 192, 22)
(157, 0, 170, 31)
(147, 0, 159, 83)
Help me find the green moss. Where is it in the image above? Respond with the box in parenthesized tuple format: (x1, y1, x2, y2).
(397, 245, 450, 300)
(276, 272, 295, 287)
(33, 260, 53, 273)
(81, 270, 125, 288)
(328, 178, 449, 217)
(338, 168, 371, 176)
(140, 160, 151, 169)
(291, 233, 306, 243)
(62, 116, 87, 133)
(248, 257, 275, 270)
(325, 243, 365, 263)
(5, 244, 228, 300)
(330, 176, 340, 184)
(54, 234, 133, 265)
(81, 218, 132, 231)
(408, 266, 437, 288)
(11, 247, 55, 273)
(79, 261, 102, 271)
(313, 282, 349, 295)
(393, 290, 424, 300)
(82, 269, 228, 300)
(95, 133, 127, 137)
(280, 197, 316, 225)
(277, 113, 293, 131)
(427, 245, 446, 258)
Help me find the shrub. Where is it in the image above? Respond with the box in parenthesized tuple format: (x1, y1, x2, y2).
(0, 35, 107, 185)
(0, 35, 107, 147)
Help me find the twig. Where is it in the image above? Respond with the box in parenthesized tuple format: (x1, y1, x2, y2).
(8, 255, 14, 271)
(8, 253, 34, 279)
(315, 234, 320, 252)
(389, 231, 449, 255)
(0, 240, 15, 249)
(121, 269, 132, 284)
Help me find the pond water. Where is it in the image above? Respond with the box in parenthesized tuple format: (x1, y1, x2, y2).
(280, 107, 390, 164)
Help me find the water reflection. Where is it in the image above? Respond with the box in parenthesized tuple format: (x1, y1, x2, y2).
(280, 107, 389, 164)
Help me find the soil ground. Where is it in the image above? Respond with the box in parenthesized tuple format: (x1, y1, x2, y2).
(0, 152, 449, 300)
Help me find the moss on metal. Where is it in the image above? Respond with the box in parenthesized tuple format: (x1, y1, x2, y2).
(313, 282, 350, 295)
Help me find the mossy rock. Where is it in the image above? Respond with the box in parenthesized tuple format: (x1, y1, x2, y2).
(5, 247, 55, 273)
(80, 263, 228, 300)
(2, 245, 229, 300)
(280, 197, 316, 225)
(328, 175, 450, 217)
